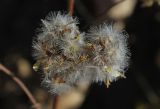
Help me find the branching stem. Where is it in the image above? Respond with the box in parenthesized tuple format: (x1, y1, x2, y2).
(0, 63, 40, 109)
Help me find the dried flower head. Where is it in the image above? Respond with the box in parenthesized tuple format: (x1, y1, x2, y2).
(32, 12, 87, 94)
(32, 12, 130, 94)
(84, 24, 130, 87)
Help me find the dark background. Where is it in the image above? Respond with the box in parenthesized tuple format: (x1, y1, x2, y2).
(0, 0, 160, 109)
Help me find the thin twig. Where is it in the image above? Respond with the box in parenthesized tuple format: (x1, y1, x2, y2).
(68, 0, 75, 16)
(52, 95, 58, 109)
(0, 63, 40, 109)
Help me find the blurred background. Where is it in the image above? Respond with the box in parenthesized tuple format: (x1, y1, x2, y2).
(0, 0, 160, 109)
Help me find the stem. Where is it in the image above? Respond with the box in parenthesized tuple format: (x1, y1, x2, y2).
(68, 0, 75, 16)
(52, 95, 58, 109)
(0, 63, 40, 109)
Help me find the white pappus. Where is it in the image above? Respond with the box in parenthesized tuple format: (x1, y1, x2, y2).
(32, 12, 130, 94)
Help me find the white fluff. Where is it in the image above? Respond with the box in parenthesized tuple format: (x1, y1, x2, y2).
(32, 12, 130, 94)
(85, 24, 130, 85)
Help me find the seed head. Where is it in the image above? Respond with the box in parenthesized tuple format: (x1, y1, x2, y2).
(84, 24, 130, 86)
(32, 12, 130, 94)
(32, 12, 86, 94)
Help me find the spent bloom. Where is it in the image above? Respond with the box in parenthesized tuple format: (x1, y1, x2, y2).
(32, 12, 86, 94)
(32, 12, 130, 94)
(84, 24, 130, 87)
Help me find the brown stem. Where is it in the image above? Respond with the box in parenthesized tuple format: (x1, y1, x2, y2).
(68, 0, 75, 16)
(52, 95, 58, 109)
(0, 63, 40, 109)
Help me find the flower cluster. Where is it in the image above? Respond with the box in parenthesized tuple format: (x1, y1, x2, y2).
(32, 12, 130, 94)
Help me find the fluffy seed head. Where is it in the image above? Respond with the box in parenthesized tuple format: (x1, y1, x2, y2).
(32, 12, 130, 94)
(85, 24, 130, 86)
(32, 12, 87, 94)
